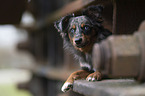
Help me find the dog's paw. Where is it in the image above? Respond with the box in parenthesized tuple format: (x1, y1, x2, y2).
(86, 71, 102, 81)
(61, 70, 90, 92)
(61, 82, 73, 92)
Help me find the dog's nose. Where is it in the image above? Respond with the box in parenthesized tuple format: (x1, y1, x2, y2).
(75, 38, 82, 44)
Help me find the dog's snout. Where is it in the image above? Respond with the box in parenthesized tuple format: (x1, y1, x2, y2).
(75, 38, 82, 44)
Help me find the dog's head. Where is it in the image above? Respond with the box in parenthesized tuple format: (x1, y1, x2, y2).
(54, 5, 112, 52)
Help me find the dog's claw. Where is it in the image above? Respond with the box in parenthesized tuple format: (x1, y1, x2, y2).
(86, 71, 102, 81)
(61, 82, 73, 92)
(92, 77, 96, 81)
(87, 76, 96, 81)
(87, 77, 92, 81)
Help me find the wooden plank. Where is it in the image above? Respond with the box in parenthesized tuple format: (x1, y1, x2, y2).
(19, 0, 96, 30)
(45, 0, 112, 25)
(32, 65, 78, 81)
(20, 0, 112, 31)
(46, 0, 95, 24)
(73, 79, 145, 96)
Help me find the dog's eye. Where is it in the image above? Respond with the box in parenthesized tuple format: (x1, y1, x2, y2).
(84, 25, 90, 31)
(70, 28, 75, 33)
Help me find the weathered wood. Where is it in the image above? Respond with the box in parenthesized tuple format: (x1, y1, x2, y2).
(42, 0, 112, 27)
(73, 79, 145, 96)
(19, 0, 96, 31)
(20, 0, 112, 31)
(31, 65, 78, 81)
(46, 0, 95, 23)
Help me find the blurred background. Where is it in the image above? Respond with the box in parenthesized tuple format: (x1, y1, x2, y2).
(0, 0, 82, 96)
(0, 0, 145, 96)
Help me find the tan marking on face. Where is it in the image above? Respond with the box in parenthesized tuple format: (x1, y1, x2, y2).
(81, 23, 85, 28)
(72, 25, 76, 29)
(73, 30, 98, 53)
(72, 37, 76, 45)
(68, 32, 74, 44)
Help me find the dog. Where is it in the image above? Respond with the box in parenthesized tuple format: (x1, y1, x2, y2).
(54, 5, 112, 92)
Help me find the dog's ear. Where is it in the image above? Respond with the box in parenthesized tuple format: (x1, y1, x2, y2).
(82, 5, 104, 26)
(54, 15, 73, 32)
(98, 28, 112, 41)
(54, 20, 62, 32)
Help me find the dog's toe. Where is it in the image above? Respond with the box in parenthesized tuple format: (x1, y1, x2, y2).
(86, 77, 92, 81)
(61, 82, 73, 92)
(86, 71, 102, 81)
(91, 77, 95, 81)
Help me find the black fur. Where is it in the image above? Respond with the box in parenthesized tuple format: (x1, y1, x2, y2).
(54, 5, 112, 72)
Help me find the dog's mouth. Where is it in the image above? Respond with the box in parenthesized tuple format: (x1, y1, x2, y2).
(75, 42, 89, 48)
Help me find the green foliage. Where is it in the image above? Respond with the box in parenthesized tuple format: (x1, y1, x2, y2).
(0, 84, 32, 96)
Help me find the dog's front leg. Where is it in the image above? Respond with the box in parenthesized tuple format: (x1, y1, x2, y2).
(61, 70, 90, 92)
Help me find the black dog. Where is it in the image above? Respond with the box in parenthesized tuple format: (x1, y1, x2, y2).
(54, 5, 112, 92)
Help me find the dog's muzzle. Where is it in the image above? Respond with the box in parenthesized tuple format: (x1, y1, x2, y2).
(74, 37, 89, 48)
(75, 38, 82, 45)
